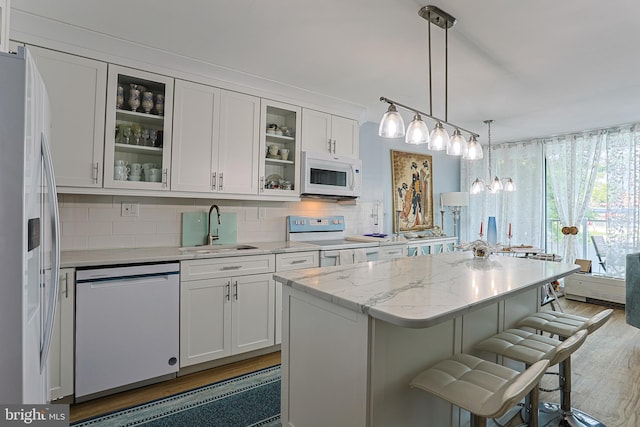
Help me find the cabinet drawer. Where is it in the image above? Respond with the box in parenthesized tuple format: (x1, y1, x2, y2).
(181, 254, 275, 281)
(378, 245, 407, 260)
(276, 251, 319, 271)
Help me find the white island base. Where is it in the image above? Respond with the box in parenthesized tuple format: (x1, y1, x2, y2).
(281, 285, 539, 427)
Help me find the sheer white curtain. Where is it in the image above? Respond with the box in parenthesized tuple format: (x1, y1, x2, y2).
(461, 141, 544, 246)
(544, 132, 603, 264)
(604, 126, 640, 276)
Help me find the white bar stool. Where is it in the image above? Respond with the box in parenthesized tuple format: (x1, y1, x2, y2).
(410, 353, 549, 427)
(517, 309, 613, 338)
(475, 329, 587, 426)
(516, 309, 613, 426)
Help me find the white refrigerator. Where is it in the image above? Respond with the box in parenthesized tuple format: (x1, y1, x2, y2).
(0, 46, 60, 404)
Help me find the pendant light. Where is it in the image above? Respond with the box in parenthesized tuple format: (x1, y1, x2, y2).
(447, 128, 466, 155)
(464, 135, 483, 160)
(378, 5, 480, 158)
(470, 120, 516, 194)
(378, 104, 405, 138)
(405, 114, 430, 144)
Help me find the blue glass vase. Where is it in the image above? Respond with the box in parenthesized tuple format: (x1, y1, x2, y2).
(487, 216, 497, 245)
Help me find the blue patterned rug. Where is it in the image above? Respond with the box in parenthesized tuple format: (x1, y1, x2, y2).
(72, 365, 281, 427)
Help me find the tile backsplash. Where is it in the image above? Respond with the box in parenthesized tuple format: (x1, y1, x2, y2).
(58, 194, 384, 251)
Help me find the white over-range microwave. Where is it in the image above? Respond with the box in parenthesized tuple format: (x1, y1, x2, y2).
(300, 151, 362, 199)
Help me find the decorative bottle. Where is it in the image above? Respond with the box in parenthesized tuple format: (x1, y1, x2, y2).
(487, 216, 497, 245)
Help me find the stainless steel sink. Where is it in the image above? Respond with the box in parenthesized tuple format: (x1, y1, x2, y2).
(179, 244, 259, 254)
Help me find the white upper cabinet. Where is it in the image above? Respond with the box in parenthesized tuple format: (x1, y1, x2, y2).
(301, 108, 359, 159)
(331, 115, 360, 158)
(29, 46, 107, 188)
(259, 99, 301, 197)
(104, 64, 174, 190)
(171, 80, 221, 193)
(0, 0, 9, 53)
(172, 83, 260, 195)
(217, 90, 261, 194)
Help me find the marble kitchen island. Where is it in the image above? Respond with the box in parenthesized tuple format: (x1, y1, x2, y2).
(274, 251, 580, 427)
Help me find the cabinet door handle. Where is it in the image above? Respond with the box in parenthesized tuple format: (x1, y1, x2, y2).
(260, 176, 264, 193)
(221, 265, 242, 270)
(225, 282, 230, 301)
(212, 172, 217, 190)
(327, 139, 332, 153)
(93, 162, 99, 184)
(332, 139, 337, 154)
(291, 259, 306, 264)
(60, 271, 68, 298)
(219, 172, 224, 191)
(162, 168, 168, 188)
(233, 281, 238, 300)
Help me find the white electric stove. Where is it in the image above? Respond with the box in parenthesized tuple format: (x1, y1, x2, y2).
(286, 215, 379, 266)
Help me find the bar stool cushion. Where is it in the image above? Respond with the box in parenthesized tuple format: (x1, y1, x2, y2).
(410, 353, 549, 419)
(475, 329, 588, 366)
(517, 309, 613, 338)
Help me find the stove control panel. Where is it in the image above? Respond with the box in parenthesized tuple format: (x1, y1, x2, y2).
(287, 215, 346, 233)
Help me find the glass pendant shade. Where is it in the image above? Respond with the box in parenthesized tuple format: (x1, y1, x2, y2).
(428, 122, 449, 151)
(489, 176, 503, 193)
(447, 128, 466, 155)
(405, 114, 430, 145)
(464, 136, 483, 160)
(378, 104, 405, 138)
(470, 178, 485, 194)
(503, 178, 516, 191)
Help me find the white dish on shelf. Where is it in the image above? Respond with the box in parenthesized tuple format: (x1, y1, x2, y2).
(266, 174, 283, 183)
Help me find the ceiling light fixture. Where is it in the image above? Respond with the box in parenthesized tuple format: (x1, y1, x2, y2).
(378, 5, 482, 160)
(470, 120, 516, 194)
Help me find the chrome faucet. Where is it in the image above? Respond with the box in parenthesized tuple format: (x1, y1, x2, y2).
(207, 204, 221, 245)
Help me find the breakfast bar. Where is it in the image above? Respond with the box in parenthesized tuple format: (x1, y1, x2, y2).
(274, 252, 580, 427)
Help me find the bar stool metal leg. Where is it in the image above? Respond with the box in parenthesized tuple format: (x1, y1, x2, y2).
(517, 310, 613, 427)
(471, 414, 486, 427)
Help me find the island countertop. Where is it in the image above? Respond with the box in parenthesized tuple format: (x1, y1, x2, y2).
(274, 251, 580, 328)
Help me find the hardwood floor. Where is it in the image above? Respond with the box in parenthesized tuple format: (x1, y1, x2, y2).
(538, 298, 640, 427)
(70, 299, 640, 426)
(69, 351, 281, 423)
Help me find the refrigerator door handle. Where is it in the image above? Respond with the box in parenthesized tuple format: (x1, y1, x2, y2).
(40, 131, 61, 373)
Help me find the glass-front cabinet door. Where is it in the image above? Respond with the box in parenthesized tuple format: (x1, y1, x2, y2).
(104, 65, 174, 190)
(259, 99, 301, 197)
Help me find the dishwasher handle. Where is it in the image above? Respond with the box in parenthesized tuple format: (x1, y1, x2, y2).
(77, 270, 179, 284)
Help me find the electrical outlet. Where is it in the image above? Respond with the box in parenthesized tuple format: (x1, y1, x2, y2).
(121, 202, 139, 217)
(258, 207, 266, 220)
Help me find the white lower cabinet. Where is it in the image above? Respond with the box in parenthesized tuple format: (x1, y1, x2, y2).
(180, 255, 276, 367)
(49, 268, 74, 401)
(274, 251, 319, 344)
(407, 237, 457, 256)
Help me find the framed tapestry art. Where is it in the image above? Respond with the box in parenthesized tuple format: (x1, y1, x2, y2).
(391, 150, 434, 232)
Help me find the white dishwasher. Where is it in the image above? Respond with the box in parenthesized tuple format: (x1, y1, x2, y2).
(75, 262, 180, 400)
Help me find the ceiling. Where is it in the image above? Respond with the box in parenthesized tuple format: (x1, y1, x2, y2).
(12, 0, 640, 143)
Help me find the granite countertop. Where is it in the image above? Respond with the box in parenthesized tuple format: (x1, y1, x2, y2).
(274, 251, 579, 329)
(61, 241, 319, 268)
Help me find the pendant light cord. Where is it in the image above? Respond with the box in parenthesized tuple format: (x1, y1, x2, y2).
(428, 11, 433, 116)
(485, 119, 493, 178)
